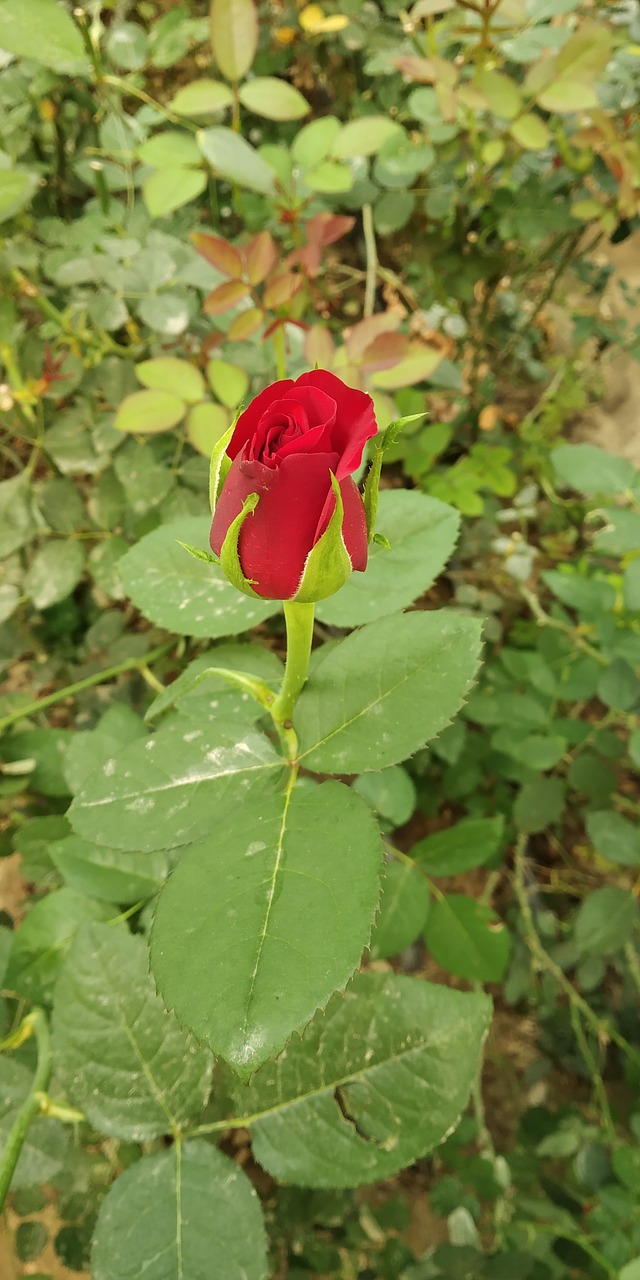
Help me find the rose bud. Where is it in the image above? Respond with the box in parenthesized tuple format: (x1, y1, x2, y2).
(209, 370, 378, 603)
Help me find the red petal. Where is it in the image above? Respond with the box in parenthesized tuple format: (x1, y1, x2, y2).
(210, 452, 339, 600)
(227, 379, 294, 461)
(340, 476, 368, 572)
(295, 370, 378, 478)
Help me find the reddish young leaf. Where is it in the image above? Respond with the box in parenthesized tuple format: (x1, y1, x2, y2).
(228, 307, 264, 340)
(304, 325, 336, 368)
(191, 231, 244, 278)
(263, 273, 304, 309)
(203, 280, 252, 314)
(344, 312, 401, 362)
(244, 231, 278, 285)
(307, 212, 355, 246)
(360, 332, 408, 373)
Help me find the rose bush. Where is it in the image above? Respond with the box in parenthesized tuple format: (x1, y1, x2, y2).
(209, 370, 378, 601)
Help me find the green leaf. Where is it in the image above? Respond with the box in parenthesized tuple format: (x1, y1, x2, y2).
(411, 816, 505, 876)
(136, 357, 205, 404)
(69, 716, 284, 853)
(620, 1262, 640, 1280)
(624, 560, 640, 613)
(143, 166, 207, 218)
(292, 115, 341, 168)
(53, 923, 212, 1139)
(369, 348, 442, 389)
(295, 611, 482, 774)
(353, 765, 416, 827)
(207, 358, 249, 408)
(39, 477, 84, 533)
(24, 541, 85, 610)
(574, 887, 638, 956)
(586, 811, 640, 867)
(316, 490, 460, 627)
(509, 113, 550, 150)
(119, 516, 279, 637)
(0, 475, 34, 557)
(186, 402, 230, 455)
(151, 780, 383, 1075)
(0, 0, 89, 74)
(3, 728, 72, 797)
(5, 890, 111, 1004)
(230, 972, 491, 1187)
(0, 1059, 67, 1189)
(51, 835, 168, 904)
(514, 778, 566, 833)
(115, 389, 186, 435)
(536, 79, 599, 111)
(64, 704, 147, 794)
(556, 22, 612, 77)
(137, 131, 202, 168)
(551, 443, 636, 494)
(106, 21, 148, 71)
(593, 508, 640, 555)
(542, 570, 616, 617)
(425, 894, 511, 983)
(0, 168, 39, 223)
(597, 659, 639, 712)
(370, 861, 430, 959)
(198, 127, 275, 194)
(169, 79, 234, 116)
(239, 77, 310, 121)
(474, 69, 522, 119)
(91, 1142, 267, 1280)
(209, 0, 258, 82)
(304, 160, 353, 193)
(332, 116, 402, 158)
(137, 292, 192, 336)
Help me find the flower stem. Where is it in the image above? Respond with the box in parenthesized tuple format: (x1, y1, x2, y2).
(273, 324, 287, 381)
(0, 640, 175, 734)
(271, 602, 315, 734)
(0, 1009, 51, 1211)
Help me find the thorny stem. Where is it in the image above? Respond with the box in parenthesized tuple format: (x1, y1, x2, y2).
(569, 1003, 616, 1140)
(513, 834, 640, 1070)
(362, 203, 378, 320)
(519, 585, 609, 666)
(0, 1010, 51, 1212)
(0, 640, 175, 734)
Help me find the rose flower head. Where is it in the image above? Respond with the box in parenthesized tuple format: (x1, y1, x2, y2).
(209, 370, 378, 603)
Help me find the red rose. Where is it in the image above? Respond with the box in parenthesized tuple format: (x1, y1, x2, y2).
(210, 370, 378, 601)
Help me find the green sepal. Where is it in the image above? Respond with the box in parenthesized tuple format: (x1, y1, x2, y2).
(208, 424, 234, 517)
(219, 492, 262, 599)
(363, 412, 427, 540)
(294, 473, 352, 604)
(178, 541, 220, 566)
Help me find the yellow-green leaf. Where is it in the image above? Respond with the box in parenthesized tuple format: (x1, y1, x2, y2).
(206, 359, 249, 409)
(115, 390, 186, 435)
(186, 403, 230, 456)
(169, 79, 234, 116)
(137, 358, 205, 404)
(509, 113, 551, 151)
(239, 77, 310, 122)
(210, 0, 258, 82)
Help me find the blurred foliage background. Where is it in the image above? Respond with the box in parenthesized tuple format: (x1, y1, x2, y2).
(1, 0, 640, 1276)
